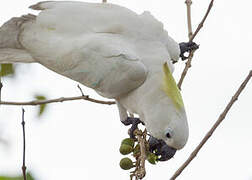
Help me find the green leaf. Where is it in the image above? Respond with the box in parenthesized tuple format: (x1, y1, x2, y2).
(0, 64, 14, 77)
(34, 95, 47, 117)
(26, 173, 35, 180)
(0, 172, 35, 180)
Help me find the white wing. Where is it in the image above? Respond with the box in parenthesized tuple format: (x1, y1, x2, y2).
(29, 1, 161, 37)
(19, 1, 149, 98)
(61, 34, 148, 98)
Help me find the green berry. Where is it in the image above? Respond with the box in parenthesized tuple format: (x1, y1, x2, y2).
(119, 157, 134, 170)
(147, 153, 158, 165)
(119, 144, 133, 155)
(121, 138, 135, 147)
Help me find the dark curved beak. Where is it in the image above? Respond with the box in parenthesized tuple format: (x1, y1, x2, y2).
(148, 136, 177, 161)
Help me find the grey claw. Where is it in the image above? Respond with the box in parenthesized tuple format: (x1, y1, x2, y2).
(179, 41, 199, 60)
(121, 117, 144, 138)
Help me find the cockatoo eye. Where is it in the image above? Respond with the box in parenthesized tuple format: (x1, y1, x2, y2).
(165, 128, 173, 139)
(166, 132, 171, 138)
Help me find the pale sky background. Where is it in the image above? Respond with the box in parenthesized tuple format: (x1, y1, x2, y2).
(0, 0, 252, 180)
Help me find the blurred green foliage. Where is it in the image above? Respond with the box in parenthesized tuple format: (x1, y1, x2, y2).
(0, 64, 14, 77)
(34, 95, 47, 117)
(0, 65, 45, 179)
(0, 63, 48, 117)
(0, 172, 35, 180)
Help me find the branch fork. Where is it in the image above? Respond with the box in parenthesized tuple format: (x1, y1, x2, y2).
(178, 0, 214, 90)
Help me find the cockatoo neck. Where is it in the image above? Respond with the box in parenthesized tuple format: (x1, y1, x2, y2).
(118, 68, 181, 120)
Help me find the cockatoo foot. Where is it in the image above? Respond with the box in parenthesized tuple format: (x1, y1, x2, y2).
(179, 42, 199, 61)
(148, 136, 176, 161)
(121, 117, 145, 138)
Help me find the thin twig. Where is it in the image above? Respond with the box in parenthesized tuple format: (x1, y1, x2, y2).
(0, 95, 115, 106)
(177, 50, 195, 89)
(185, 0, 193, 39)
(178, 0, 214, 89)
(21, 108, 27, 180)
(77, 84, 84, 96)
(189, 0, 214, 42)
(171, 70, 252, 180)
(177, 0, 194, 90)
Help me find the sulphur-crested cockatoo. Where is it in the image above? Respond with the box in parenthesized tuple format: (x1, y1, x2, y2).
(0, 1, 198, 161)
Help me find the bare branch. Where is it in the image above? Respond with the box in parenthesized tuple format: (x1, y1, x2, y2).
(189, 0, 214, 42)
(77, 84, 85, 96)
(185, 0, 193, 39)
(177, 50, 195, 90)
(178, 0, 214, 89)
(102, 0, 107, 3)
(21, 108, 27, 180)
(0, 95, 115, 106)
(171, 70, 252, 180)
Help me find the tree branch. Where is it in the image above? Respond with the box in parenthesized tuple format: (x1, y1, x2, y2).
(102, 0, 107, 3)
(177, 0, 194, 90)
(0, 95, 115, 106)
(178, 0, 214, 90)
(171, 70, 252, 180)
(21, 108, 27, 180)
(185, 0, 193, 39)
(189, 0, 214, 42)
(177, 50, 195, 89)
(77, 84, 85, 96)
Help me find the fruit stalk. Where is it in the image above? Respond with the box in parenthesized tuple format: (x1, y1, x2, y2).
(133, 129, 147, 179)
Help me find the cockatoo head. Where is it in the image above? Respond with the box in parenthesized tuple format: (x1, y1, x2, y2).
(145, 63, 189, 161)
(145, 106, 189, 161)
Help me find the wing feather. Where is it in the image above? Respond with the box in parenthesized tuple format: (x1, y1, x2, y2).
(62, 35, 148, 98)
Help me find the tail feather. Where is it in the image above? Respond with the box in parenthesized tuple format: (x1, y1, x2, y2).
(0, 14, 36, 64)
(0, 14, 36, 49)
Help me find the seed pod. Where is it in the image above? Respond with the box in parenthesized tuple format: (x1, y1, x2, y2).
(121, 138, 135, 147)
(119, 157, 134, 170)
(147, 153, 158, 165)
(120, 144, 133, 155)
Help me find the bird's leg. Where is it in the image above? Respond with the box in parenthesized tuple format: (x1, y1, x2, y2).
(179, 42, 199, 60)
(122, 117, 145, 138)
(116, 101, 145, 138)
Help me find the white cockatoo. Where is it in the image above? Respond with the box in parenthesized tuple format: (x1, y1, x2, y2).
(0, 1, 198, 161)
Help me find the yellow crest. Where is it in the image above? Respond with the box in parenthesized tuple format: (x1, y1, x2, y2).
(162, 62, 184, 110)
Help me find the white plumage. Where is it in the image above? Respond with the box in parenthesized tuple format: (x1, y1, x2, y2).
(0, 1, 188, 154)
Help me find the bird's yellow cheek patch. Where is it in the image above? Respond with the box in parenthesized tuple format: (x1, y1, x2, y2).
(161, 62, 184, 110)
